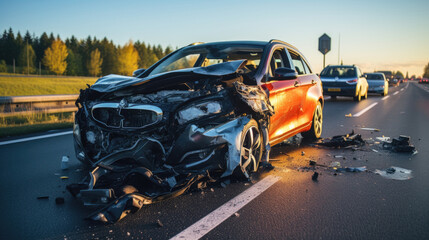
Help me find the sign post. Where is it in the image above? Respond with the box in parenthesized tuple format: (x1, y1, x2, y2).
(318, 33, 331, 68)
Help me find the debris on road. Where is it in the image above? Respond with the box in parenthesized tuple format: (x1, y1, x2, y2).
(382, 135, 416, 153)
(345, 113, 352, 117)
(156, 219, 164, 228)
(375, 166, 413, 180)
(334, 166, 367, 172)
(317, 131, 365, 148)
(361, 127, 380, 132)
(312, 172, 319, 181)
(61, 156, 69, 170)
(37, 196, 49, 200)
(234, 212, 240, 217)
(60, 176, 69, 180)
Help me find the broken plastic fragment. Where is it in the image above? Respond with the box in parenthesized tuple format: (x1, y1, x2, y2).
(60, 176, 69, 179)
(345, 113, 352, 117)
(375, 166, 413, 180)
(312, 172, 319, 181)
(61, 156, 69, 170)
(361, 128, 380, 132)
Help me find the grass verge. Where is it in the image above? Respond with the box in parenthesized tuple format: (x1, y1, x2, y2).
(0, 122, 73, 138)
(0, 75, 97, 96)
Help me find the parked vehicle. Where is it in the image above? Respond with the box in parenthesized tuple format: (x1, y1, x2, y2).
(419, 78, 429, 84)
(320, 65, 368, 101)
(70, 40, 324, 223)
(366, 72, 388, 96)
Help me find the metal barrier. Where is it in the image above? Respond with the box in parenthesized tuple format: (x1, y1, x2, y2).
(0, 94, 79, 117)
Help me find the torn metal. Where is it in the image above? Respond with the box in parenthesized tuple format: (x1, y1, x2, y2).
(69, 61, 274, 223)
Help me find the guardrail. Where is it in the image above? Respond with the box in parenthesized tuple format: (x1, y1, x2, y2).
(0, 94, 79, 117)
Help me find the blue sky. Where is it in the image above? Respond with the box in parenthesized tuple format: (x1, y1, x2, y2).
(1, 0, 428, 76)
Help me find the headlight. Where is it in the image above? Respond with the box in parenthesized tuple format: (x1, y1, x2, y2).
(73, 122, 81, 143)
(177, 101, 222, 124)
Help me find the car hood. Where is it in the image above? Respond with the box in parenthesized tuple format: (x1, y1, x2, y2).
(90, 60, 247, 93)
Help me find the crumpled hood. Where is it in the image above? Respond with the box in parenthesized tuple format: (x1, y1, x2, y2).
(91, 60, 247, 93)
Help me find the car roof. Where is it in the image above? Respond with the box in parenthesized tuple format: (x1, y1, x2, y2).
(186, 41, 269, 48)
(327, 65, 356, 68)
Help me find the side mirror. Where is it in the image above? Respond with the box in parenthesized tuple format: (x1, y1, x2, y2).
(361, 74, 367, 78)
(133, 68, 146, 77)
(273, 67, 298, 80)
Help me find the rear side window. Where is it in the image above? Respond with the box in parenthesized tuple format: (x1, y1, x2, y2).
(366, 74, 384, 80)
(288, 51, 306, 75)
(320, 67, 356, 78)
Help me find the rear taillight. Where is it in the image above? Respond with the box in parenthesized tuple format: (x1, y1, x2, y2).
(347, 79, 358, 84)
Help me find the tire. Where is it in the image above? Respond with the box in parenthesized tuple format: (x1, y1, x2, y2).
(363, 88, 368, 99)
(354, 88, 361, 102)
(235, 119, 262, 179)
(302, 101, 323, 140)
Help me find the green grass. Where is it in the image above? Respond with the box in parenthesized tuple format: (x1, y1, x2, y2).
(0, 75, 97, 96)
(0, 112, 74, 138)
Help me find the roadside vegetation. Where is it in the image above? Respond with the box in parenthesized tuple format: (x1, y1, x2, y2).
(0, 112, 74, 138)
(0, 75, 97, 96)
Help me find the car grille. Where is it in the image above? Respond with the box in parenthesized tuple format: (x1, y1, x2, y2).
(91, 103, 162, 129)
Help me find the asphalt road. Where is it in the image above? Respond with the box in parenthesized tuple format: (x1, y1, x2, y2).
(1, 81, 428, 240)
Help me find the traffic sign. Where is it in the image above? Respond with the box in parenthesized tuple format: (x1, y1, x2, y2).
(318, 34, 331, 54)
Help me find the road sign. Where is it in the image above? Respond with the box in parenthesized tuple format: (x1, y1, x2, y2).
(318, 34, 331, 54)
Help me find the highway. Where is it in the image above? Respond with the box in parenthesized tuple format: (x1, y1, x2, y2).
(1, 81, 428, 240)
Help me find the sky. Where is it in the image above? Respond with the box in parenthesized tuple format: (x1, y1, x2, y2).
(1, 0, 428, 76)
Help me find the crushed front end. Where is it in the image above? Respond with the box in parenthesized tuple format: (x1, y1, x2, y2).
(69, 61, 274, 223)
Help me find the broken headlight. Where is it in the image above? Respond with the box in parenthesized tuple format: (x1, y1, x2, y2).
(177, 101, 222, 124)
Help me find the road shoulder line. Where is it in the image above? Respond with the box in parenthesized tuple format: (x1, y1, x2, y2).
(170, 175, 281, 240)
(0, 131, 73, 146)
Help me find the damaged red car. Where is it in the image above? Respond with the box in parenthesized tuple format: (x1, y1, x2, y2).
(70, 40, 323, 223)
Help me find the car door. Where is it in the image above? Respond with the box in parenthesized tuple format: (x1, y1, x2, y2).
(287, 49, 319, 128)
(261, 47, 301, 145)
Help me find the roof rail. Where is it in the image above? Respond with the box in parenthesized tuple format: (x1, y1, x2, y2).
(268, 39, 298, 50)
(187, 42, 205, 46)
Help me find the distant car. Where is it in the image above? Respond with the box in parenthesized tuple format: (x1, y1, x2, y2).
(390, 78, 399, 87)
(366, 73, 388, 96)
(320, 65, 368, 101)
(420, 78, 429, 84)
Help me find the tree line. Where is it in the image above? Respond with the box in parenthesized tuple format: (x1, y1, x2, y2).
(0, 28, 173, 76)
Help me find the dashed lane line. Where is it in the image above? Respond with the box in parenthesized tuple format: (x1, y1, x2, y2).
(0, 131, 73, 146)
(381, 95, 390, 100)
(353, 102, 378, 117)
(393, 91, 399, 95)
(170, 175, 281, 240)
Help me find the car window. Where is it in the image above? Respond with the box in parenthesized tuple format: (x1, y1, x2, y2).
(288, 51, 306, 75)
(147, 45, 264, 76)
(320, 66, 356, 78)
(268, 48, 290, 77)
(367, 74, 384, 80)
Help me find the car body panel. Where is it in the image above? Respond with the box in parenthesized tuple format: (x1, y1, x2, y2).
(320, 65, 368, 98)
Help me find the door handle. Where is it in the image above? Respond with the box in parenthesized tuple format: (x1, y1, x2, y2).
(311, 79, 316, 85)
(294, 81, 299, 87)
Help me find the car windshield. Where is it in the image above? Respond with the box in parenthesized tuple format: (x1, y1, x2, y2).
(320, 66, 356, 78)
(366, 74, 384, 80)
(147, 44, 264, 76)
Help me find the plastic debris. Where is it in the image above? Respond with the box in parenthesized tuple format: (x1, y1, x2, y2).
(317, 131, 364, 148)
(309, 160, 316, 166)
(37, 196, 49, 200)
(345, 113, 352, 117)
(330, 162, 341, 168)
(61, 156, 69, 170)
(382, 135, 416, 153)
(375, 166, 413, 180)
(361, 127, 380, 132)
(60, 176, 69, 180)
(372, 149, 379, 153)
(157, 219, 164, 228)
(301, 151, 305, 156)
(334, 155, 343, 158)
(234, 212, 240, 217)
(312, 172, 319, 181)
(376, 136, 391, 142)
(335, 166, 367, 172)
(55, 197, 65, 204)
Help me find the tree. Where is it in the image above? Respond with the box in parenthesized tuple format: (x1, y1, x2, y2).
(18, 43, 36, 73)
(66, 49, 84, 76)
(393, 71, 404, 79)
(423, 63, 429, 78)
(42, 39, 68, 75)
(117, 41, 139, 76)
(0, 60, 7, 72)
(87, 48, 103, 76)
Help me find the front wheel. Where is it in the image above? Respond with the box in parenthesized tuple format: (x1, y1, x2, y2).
(235, 119, 262, 179)
(302, 101, 323, 140)
(354, 88, 362, 102)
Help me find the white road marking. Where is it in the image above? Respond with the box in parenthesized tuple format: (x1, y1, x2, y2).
(393, 91, 399, 95)
(170, 175, 281, 240)
(400, 88, 404, 91)
(0, 131, 73, 146)
(353, 102, 378, 117)
(381, 95, 390, 100)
